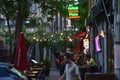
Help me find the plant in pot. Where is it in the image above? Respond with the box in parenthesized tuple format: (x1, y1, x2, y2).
(44, 56, 51, 76)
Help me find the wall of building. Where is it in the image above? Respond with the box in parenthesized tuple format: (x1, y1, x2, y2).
(88, 0, 114, 73)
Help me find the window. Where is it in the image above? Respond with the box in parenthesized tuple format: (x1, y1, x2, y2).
(30, 3, 36, 11)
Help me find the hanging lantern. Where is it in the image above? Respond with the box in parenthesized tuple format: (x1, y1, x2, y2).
(83, 38, 89, 49)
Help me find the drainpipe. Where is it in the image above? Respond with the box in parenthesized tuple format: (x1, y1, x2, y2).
(113, 0, 120, 79)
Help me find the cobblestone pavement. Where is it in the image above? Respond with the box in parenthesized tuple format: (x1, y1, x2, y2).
(45, 68, 60, 80)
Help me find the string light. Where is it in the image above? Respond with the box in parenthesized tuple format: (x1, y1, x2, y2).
(33, 37, 36, 40)
(69, 38, 73, 42)
(36, 38, 39, 41)
(60, 32, 63, 35)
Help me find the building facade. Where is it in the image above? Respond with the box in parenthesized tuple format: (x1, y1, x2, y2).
(87, 0, 120, 79)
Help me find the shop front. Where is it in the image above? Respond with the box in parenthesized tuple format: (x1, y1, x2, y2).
(86, 0, 114, 73)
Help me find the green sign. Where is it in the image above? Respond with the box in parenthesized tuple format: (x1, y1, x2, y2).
(68, 6, 79, 10)
(68, 5, 80, 19)
(69, 13, 79, 16)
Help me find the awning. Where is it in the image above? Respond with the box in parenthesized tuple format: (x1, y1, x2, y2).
(74, 32, 86, 39)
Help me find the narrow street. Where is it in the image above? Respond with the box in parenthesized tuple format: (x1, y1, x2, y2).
(45, 54, 60, 80)
(45, 68, 60, 80)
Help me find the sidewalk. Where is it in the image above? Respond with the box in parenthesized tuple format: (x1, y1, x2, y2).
(45, 68, 60, 80)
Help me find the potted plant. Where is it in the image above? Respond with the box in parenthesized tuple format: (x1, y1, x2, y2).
(44, 56, 51, 76)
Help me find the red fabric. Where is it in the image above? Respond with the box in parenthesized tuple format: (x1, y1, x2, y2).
(74, 32, 86, 39)
(14, 32, 28, 72)
(76, 40, 83, 53)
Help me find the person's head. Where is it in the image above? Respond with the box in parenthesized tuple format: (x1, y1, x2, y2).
(64, 53, 72, 64)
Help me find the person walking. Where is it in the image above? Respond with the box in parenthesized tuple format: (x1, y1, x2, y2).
(59, 53, 81, 80)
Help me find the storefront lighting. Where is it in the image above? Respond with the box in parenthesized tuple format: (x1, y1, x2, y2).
(69, 13, 79, 16)
(68, 5, 80, 19)
(68, 16, 80, 19)
(68, 6, 79, 10)
(100, 30, 104, 37)
(95, 36, 101, 52)
(68, 10, 79, 13)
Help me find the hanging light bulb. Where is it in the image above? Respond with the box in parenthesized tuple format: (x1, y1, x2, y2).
(40, 39, 42, 42)
(51, 34, 54, 37)
(60, 32, 63, 35)
(36, 38, 39, 42)
(31, 29, 34, 32)
(69, 38, 73, 42)
(75, 28, 78, 31)
(33, 37, 36, 40)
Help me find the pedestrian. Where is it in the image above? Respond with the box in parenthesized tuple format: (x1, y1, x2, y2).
(59, 55, 66, 76)
(59, 53, 81, 80)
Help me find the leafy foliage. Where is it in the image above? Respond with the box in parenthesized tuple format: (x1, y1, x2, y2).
(0, 0, 88, 55)
(44, 56, 51, 69)
(0, 0, 17, 19)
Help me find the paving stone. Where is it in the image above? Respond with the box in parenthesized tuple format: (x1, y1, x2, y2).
(45, 68, 60, 80)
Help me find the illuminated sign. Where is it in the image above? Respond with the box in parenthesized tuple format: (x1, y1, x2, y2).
(68, 10, 79, 13)
(69, 13, 79, 16)
(95, 36, 101, 52)
(68, 5, 80, 19)
(68, 16, 80, 19)
(68, 6, 79, 10)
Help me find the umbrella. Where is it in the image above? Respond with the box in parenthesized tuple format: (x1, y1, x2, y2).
(76, 40, 83, 53)
(74, 32, 86, 53)
(14, 32, 28, 72)
(74, 32, 86, 39)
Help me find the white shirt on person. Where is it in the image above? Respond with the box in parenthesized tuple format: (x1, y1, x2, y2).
(64, 62, 80, 80)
